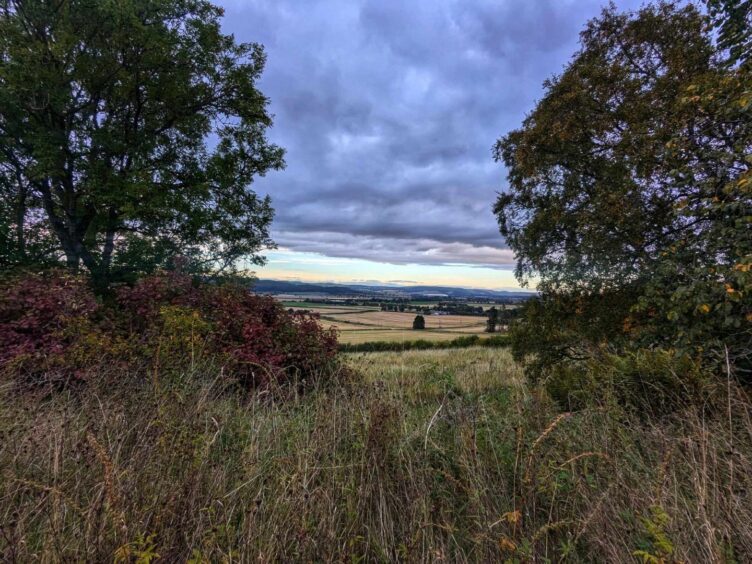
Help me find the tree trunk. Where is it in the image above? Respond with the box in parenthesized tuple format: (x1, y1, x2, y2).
(14, 185, 26, 260)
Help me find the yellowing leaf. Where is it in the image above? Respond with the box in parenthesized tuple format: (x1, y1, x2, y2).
(503, 510, 521, 525)
(499, 537, 517, 552)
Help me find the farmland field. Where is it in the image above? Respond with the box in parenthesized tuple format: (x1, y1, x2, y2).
(279, 301, 497, 344)
(321, 310, 488, 344)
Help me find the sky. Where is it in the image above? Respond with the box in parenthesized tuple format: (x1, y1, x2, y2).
(219, 0, 641, 290)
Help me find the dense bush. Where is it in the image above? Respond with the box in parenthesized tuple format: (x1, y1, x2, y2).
(0, 270, 339, 391)
(543, 348, 715, 415)
(0, 270, 109, 385)
(507, 289, 639, 382)
(116, 272, 339, 387)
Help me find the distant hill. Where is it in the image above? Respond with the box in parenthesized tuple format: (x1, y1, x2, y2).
(252, 279, 535, 300)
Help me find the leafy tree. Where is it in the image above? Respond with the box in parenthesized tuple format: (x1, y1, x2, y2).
(0, 167, 59, 268)
(494, 1, 751, 374)
(706, 0, 751, 65)
(0, 0, 284, 287)
(485, 306, 498, 333)
(412, 314, 425, 330)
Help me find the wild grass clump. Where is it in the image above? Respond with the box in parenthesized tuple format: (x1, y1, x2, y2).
(1, 347, 750, 561)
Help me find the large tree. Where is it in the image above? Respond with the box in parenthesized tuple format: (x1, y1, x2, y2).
(494, 1, 751, 372)
(0, 0, 284, 286)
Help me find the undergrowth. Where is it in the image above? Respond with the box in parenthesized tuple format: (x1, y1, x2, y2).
(1, 347, 750, 562)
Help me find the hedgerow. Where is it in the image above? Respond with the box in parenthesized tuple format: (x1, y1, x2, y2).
(339, 334, 509, 353)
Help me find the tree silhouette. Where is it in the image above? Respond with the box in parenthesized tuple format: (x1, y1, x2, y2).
(412, 315, 426, 330)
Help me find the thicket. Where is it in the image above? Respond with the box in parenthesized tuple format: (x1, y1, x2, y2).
(0, 270, 339, 392)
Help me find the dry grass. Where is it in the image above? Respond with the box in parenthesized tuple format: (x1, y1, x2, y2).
(1, 348, 750, 562)
(331, 328, 486, 344)
(317, 310, 489, 344)
(324, 311, 486, 330)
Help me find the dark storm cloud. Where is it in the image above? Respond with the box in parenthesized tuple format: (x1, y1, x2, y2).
(218, 0, 642, 268)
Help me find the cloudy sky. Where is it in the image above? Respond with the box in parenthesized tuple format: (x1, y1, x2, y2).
(220, 0, 641, 290)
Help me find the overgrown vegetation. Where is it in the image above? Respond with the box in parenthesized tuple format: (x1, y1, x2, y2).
(0, 270, 339, 392)
(1, 348, 750, 561)
(0, 0, 750, 561)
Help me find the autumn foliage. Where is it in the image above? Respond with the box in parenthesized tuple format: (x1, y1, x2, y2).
(0, 270, 339, 390)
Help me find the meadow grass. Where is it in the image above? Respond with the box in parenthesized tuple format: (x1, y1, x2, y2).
(1, 348, 750, 562)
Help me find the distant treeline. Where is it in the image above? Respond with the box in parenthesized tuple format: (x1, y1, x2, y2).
(339, 334, 509, 353)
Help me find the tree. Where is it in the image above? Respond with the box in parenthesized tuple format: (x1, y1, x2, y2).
(494, 1, 751, 373)
(706, 0, 752, 65)
(412, 314, 425, 330)
(0, 0, 284, 287)
(485, 307, 498, 333)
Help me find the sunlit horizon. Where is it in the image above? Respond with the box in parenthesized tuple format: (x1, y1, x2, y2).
(250, 248, 533, 291)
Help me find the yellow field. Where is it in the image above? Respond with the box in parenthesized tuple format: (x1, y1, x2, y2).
(332, 329, 482, 344)
(280, 303, 492, 344)
(321, 311, 486, 330)
(310, 310, 490, 344)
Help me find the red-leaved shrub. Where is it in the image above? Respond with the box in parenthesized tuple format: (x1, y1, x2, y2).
(116, 273, 340, 388)
(0, 270, 340, 391)
(0, 270, 103, 384)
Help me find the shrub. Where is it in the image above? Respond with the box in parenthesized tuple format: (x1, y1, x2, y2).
(544, 348, 714, 415)
(0, 270, 340, 392)
(0, 270, 106, 386)
(116, 274, 339, 388)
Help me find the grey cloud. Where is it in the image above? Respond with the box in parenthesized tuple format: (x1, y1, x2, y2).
(220, 0, 643, 268)
(275, 230, 516, 268)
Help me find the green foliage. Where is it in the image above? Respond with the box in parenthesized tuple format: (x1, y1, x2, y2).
(633, 506, 675, 563)
(339, 334, 509, 353)
(412, 314, 426, 330)
(485, 306, 498, 333)
(494, 1, 752, 377)
(705, 0, 752, 65)
(0, 0, 284, 287)
(544, 348, 712, 414)
(508, 289, 638, 381)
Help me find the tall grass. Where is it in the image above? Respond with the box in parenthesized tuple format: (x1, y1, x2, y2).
(1, 348, 750, 561)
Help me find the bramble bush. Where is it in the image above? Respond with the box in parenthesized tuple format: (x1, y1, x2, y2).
(0, 270, 110, 386)
(0, 270, 340, 391)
